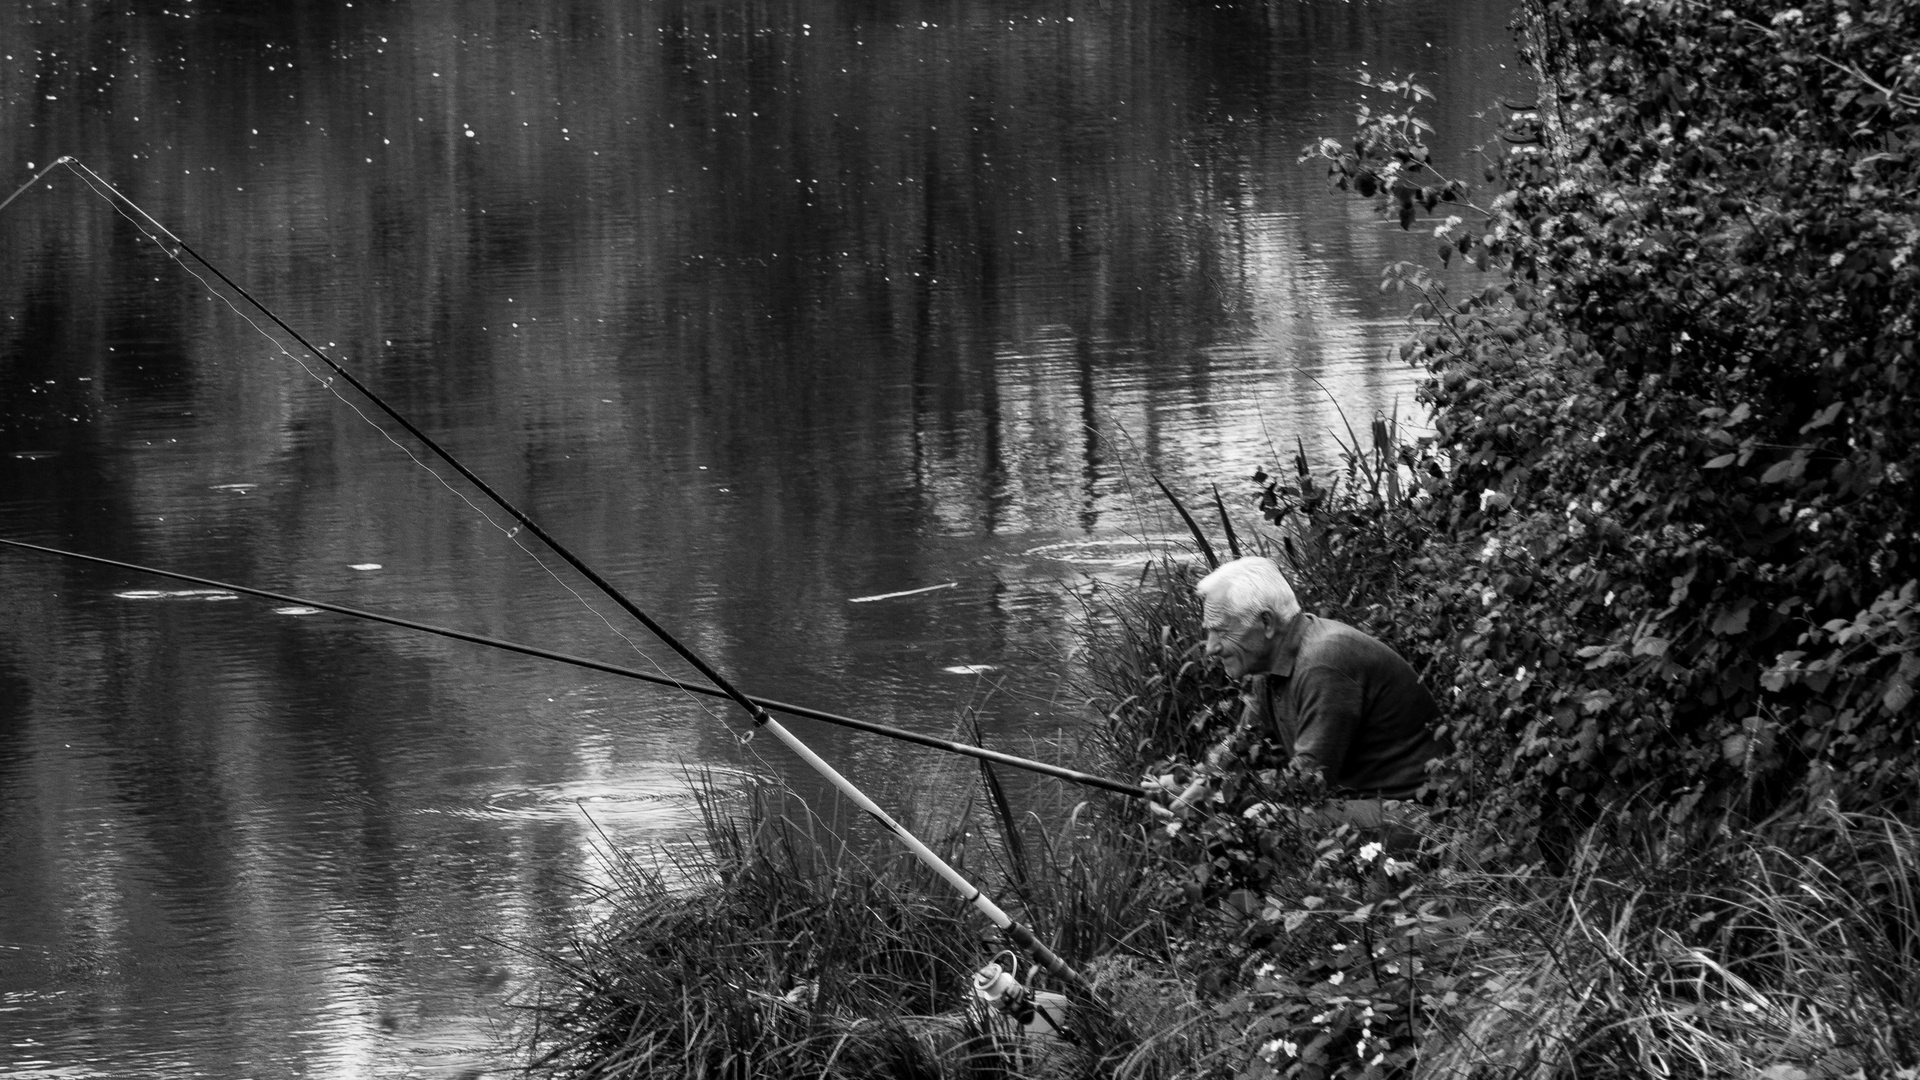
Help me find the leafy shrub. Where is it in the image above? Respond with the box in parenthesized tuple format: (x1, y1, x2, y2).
(1299, 0, 1920, 855)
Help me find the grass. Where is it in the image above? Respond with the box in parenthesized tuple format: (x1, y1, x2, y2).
(519, 764, 1211, 1080)
(1412, 813, 1920, 1080)
(519, 555, 1920, 1080)
(522, 778, 991, 1078)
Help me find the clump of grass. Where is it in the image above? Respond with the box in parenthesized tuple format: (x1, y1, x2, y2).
(521, 771, 1202, 1080)
(524, 779, 995, 1079)
(1412, 813, 1920, 1080)
(1077, 555, 1242, 771)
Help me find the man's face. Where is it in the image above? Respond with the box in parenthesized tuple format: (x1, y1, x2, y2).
(1201, 602, 1276, 679)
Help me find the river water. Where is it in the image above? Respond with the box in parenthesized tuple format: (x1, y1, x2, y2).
(0, 2, 1521, 1075)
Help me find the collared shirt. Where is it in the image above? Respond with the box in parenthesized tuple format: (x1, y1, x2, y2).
(1241, 613, 1441, 799)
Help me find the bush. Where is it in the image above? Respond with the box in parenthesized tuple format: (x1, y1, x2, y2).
(1298, 0, 1920, 856)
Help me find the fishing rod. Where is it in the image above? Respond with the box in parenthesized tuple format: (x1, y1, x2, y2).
(13, 157, 1113, 1005)
(0, 537, 1145, 800)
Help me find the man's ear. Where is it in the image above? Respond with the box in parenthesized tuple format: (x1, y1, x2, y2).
(1257, 610, 1279, 639)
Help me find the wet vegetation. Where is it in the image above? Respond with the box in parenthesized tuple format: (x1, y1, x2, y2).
(525, 0, 1920, 1075)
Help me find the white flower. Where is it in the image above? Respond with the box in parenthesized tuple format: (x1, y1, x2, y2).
(1259, 1037, 1300, 1060)
(1327, 971, 1345, 985)
(1358, 841, 1385, 863)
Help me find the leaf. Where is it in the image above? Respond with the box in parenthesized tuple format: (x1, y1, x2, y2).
(1153, 475, 1219, 570)
(1212, 483, 1243, 560)
(1885, 655, 1919, 713)
(1633, 636, 1670, 656)
(1712, 601, 1753, 636)
(1760, 457, 1803, 484)
(1721, 733, 1748, 766)
(1884, 680, 1914, 714)
(1800, 401, 1844, 432)
(1704, 453, 1737, 469)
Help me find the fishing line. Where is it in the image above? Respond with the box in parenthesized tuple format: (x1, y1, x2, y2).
(34, 157, 752, 744)
(0, 158, 75, 215)
(0, 537, 1147, 798)
(5, 158, 1113, 1003)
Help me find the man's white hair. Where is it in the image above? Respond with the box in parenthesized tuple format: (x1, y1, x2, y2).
(1195, 556, 1301, 625)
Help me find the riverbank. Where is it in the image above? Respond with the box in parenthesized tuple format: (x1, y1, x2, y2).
(519, 560, 1917, 1080)
(521, 0, 1920, 1072)
(517, 532, 1909, 1080)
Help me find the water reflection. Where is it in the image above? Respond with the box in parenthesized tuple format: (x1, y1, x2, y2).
(1, 0, 1523, 1075)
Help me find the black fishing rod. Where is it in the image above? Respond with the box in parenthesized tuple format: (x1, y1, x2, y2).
(49, 157, 762, 731)
(17, 157, 1113, 1005)
(0, 537, 1144, 800)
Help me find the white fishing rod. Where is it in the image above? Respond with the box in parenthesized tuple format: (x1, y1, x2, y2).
(2, 156, 1109, 1005)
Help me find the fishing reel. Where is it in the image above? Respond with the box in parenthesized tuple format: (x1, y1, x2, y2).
(971, 952, 1076, 1043)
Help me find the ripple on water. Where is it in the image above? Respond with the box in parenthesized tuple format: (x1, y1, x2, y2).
(419, 764, 756, 825)
(1016, 534, 1197, 567)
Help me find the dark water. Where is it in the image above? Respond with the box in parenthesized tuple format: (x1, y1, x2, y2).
(0, 2, 1522, 1075)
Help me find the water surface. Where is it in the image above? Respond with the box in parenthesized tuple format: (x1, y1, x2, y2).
(0, 2, 1523, 1075)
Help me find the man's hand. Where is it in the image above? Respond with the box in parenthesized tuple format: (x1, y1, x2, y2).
(1141, 771, 1211, 819)
(1141, 772, 1184, 818)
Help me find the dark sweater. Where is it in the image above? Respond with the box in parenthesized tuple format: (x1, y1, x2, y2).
(1242, 614, 1441, 799)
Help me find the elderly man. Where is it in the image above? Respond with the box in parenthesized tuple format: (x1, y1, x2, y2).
(1158, 556, 1443, 826)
